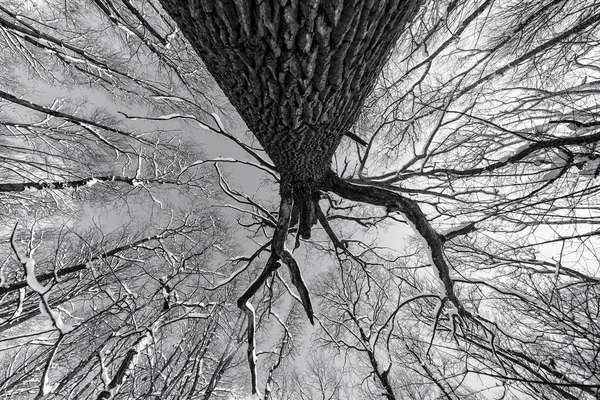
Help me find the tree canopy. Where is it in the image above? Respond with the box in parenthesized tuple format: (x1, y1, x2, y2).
(1, 0, 600, 399)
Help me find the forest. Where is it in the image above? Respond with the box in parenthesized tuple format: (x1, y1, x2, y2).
(1, 1, 599, 399)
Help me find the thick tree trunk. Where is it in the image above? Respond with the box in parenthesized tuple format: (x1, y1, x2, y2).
(159, 0, 421, 187)
(158, 2, 424, 393)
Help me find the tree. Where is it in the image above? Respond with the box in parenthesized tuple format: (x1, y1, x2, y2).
(156, 0, 600, 398)
(0, 1, 254, 398)
(3, 0, 600, 399)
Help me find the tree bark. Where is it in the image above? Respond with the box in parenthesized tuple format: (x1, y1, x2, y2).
(159, 0, 422, 185)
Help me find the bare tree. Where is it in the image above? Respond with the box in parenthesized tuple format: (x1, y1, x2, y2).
(0, 1, 256, 398)
(154, 0, 600, 398)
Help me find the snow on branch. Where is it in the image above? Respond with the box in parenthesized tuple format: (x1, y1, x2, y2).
(10, 223, 74, 335)
(440, 221, 477, 241)
(118, 111, 275, 171)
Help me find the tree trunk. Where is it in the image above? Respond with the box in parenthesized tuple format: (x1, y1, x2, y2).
(157, 1, 424, 393)
(159, 0, 422, 235)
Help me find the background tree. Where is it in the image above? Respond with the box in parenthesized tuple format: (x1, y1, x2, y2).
(0, 1, 265, 398)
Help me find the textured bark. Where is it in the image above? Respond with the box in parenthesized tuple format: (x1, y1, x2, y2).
(159, 0, 422, 184)
(156, 2, 426, 392)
